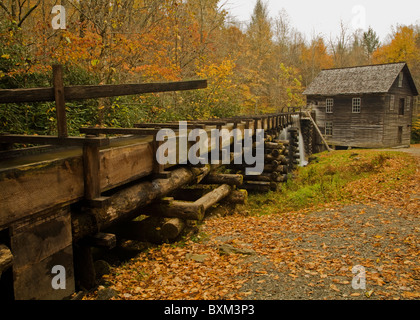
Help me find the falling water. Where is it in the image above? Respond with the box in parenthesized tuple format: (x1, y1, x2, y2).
(291, 115, 308, 167)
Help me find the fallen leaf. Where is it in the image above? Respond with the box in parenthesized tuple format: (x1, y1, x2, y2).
(330, 284, 340, 292)
(365, 290, 374, 298)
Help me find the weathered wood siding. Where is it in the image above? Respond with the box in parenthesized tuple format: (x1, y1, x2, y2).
(383, 68, 414, 147)
(309, 94, 387, 148)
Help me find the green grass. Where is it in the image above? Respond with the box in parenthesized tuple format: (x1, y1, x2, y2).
(246, 150, 417, 215)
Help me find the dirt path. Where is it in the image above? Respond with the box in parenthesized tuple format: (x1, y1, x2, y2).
(379, 144, 420, 158)
(203, 201, 419, 300)
(199, 146, 420, 300)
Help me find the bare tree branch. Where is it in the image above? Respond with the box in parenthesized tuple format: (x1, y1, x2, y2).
(0, 0, 11, 16)
(17, 0, 41, 27)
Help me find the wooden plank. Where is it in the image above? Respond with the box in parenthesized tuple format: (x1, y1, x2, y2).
(98, 140, 154, 191)
(13, 245, 75, 300)
(53, 65, 68, 138)
(0, 80, 207, 103)
(0, 135, 110, 147)
(80, 127, 163, 136)
(0, 155, 85, 229)
(11, 208, 75, 300)
(134, 123, 206, 129)
(83, 141, 101, 201)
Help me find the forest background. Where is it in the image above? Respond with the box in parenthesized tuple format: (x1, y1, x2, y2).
(1, 0, 419, 142)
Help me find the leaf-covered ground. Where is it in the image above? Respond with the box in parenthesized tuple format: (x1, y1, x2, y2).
(85, 147, 420, 300)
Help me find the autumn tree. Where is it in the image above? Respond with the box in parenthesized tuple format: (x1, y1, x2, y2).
(300, 36, 333, 86)
(373, 25, 420, 87)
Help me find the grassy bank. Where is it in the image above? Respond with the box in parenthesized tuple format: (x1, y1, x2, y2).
(247, 150, 418, 215)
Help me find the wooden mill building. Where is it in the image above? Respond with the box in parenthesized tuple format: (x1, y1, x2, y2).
(303, 62, 418, 148)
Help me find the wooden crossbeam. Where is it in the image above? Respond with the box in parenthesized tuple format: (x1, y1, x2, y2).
(0, 79, 208, 103)
(0, 134, 110, 147)
(134, 123, 206, 130)
(187, 120, 227, 126)
(80, 127, 163, 136)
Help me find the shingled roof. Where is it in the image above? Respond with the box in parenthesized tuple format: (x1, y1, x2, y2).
(303, 62, 418, 96)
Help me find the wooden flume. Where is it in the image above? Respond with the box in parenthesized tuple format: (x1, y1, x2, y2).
(0, 65, 308, 299)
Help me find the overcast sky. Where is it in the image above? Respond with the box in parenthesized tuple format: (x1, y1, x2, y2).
(224, 0, 420, 42)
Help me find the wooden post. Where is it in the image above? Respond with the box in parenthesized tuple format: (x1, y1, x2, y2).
(83, 135, 101, 201)
(52, 65, 68, 138)
(10, 207, 75, 300)
(153, 130, 172, 179)
(73, 242, 96, 290)
(304, 111, 332, 152)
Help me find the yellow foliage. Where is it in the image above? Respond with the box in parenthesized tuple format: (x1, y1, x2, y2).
(373, 26, 420, 64)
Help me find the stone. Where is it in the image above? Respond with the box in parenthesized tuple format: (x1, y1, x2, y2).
(218, 244, 256, 256)
(185, 253, 208, 262)
(96, 287, 118, 300)
(94, 260, 111, 279)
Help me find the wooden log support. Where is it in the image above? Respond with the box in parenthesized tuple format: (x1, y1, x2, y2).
(144, 198, 205, 221)
(0, 244, 13, 276)
(201, 173, 243, 186)
(194, 184, 232, 212)
(241, 181, 271, 193)
(161, 218, 186, 240)
(265, 153, 286, 162)
(73, 242, 96, 290)
(83, 233, 116, 249)
(243, 174, 271, 182)
(52, 65, 68, 138)
(223, 189, 248, 205)
(110, 216, 184, 243)
(265, 141, 284, 149)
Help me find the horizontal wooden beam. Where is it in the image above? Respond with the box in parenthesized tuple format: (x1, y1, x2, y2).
(79, 127, 168, 136)
(0, 79, 207, 103)
(0, 134, 110, 147)
(134, 123, 206, 129)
